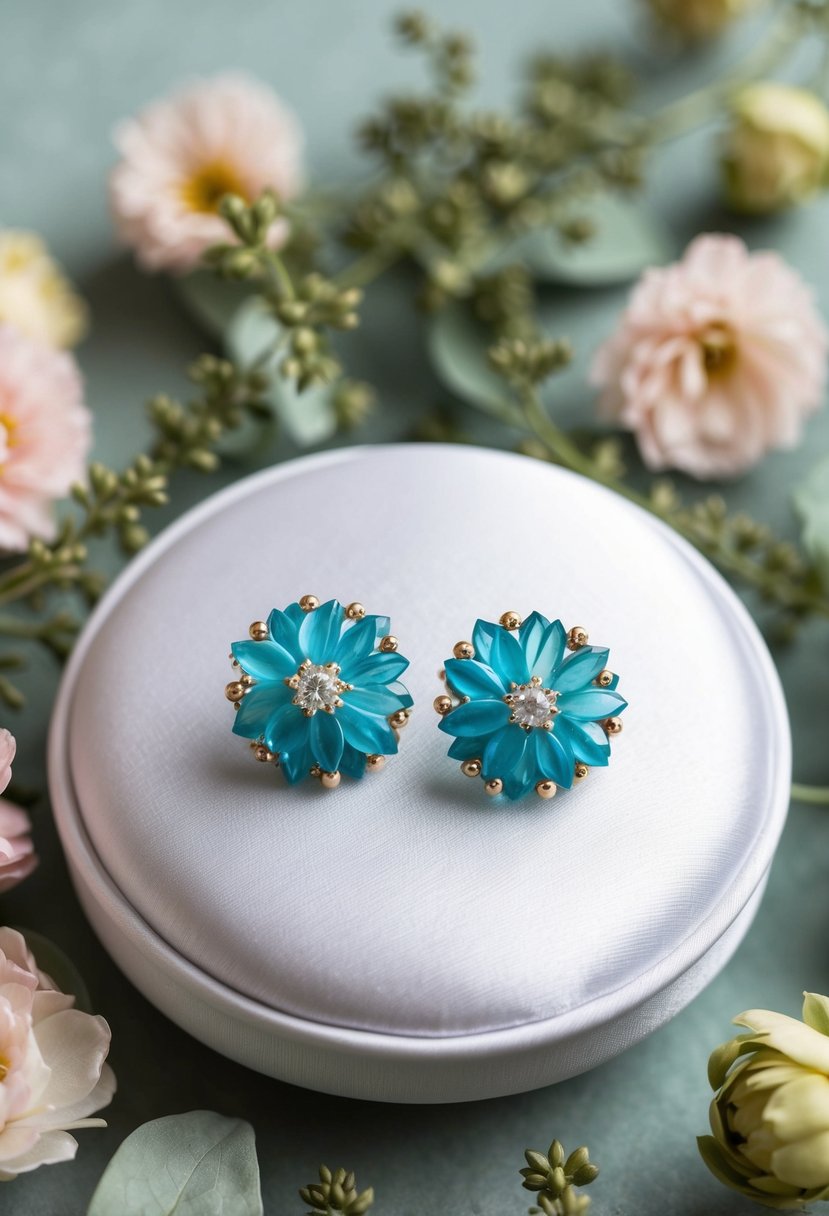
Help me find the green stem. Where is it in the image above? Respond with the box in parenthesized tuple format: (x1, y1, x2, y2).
(791, 783, 829, 806)
(334, 244, 403, 291)
(263, 250, 296, 299)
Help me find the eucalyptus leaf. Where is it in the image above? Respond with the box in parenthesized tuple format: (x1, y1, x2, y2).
(87, 1111, 263, 1216)
(426, 303, 519, 419)
(792, 455, 829, 591)
(227, 298, 337, 446)
(499, 193, 671, 286)
(172, 272, 254, 340)
(17, 928, 92, 1014)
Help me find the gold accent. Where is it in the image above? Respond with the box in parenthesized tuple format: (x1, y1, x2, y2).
(379, 635, 398, 652)
(536, 779, 557, 799)
(284, 675, 300, 689)
(460, 759, 482, 778)
(320, 770, 341, 789)
(299, 595, 319, 612)
(484, 778, 503, 796)
(567, 625, 588, 650)
(345, 602, 366, 620)
(366, 753, 385, 771)
(389, 709, 409, 729)
(225, 681, 245, 702)
(603, 716, 624, 736)
(252, 744, 275, 763)
(433, 695, 453, 716)
(453, 641, 474, 660)
(180, 158, 247, 214)
(249, 620, 269, 641)
(499, 611, 521, 630)
(596, 669, 613, 688)
(240, 674, 255, 687)
(574, 763, 589, 782)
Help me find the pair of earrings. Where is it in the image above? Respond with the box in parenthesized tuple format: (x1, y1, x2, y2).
(225, 597, 627, 802)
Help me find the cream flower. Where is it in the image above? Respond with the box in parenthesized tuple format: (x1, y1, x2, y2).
(699, 993, 829, 1209)
(724, 83, 829, 214)
(0, 232, 86, 349)
(0, 730, 37, 894)
(0, 325, 92, 551)
(110, 73, 304, 273)
(644, 0, 761, 40)
(0, 928, 114, 1180)
(589, 234, 828, 479)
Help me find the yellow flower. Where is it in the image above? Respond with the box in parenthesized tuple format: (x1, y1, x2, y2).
(645, 0, 761, 41)
(724, 83, 829, 214)
(0, 230, 87, 348)
(699, 993, 829, 1209)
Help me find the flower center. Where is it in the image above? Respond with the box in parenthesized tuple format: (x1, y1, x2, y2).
(699, 323, 738, 376)
(289, 661, 350, 717)
(180, 159, 248, 214)
(505, 679, 560, 731)
(0, 1053, 9, 1082)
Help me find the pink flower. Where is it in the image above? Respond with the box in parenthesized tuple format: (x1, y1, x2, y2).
(0, 326, 91, 551)
(0, 927, 115, 1179)
(590, 234, 828, 479)
(0, 730, 36, 894)
(110, 73, 304, 273)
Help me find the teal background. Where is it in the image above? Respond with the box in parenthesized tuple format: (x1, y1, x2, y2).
(2, 0, 829, 1212)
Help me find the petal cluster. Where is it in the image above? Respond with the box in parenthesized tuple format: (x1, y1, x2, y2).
(0, 929, 115, 1180)
(230, 600, 412, 785)
(0, 729, 37, 894)
(110, 74, 304, 273)
(699, 993, 829, 1209)
(590, 234, 828, 479)
(438, 613, 626, 801)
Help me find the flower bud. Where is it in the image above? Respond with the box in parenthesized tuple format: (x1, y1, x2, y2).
(723, 83, 829, 214)
(699, 993, 829, 1208)
(644, 0, 760, 41)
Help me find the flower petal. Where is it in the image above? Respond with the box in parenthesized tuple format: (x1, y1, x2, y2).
(554, 717, 610, 767)
(0, 1129, 78, 1178)
(482, 725, 528, 781)
(518, 611, 551, 669)
(734, 1009, 829, 1073)
(771, 1131, 829, 1190)
(446, 734, 490, 762)
(26, 1009, 112, 1118)
(438, 698, 511, 738)
(232, 684, 289, 740)
(558, 688, 627, 722)
(489, 628, 530, 686)
(298, 599, 346, 664)
(264, 701, 308, 756)
(337, 703, 398, 755)
(309, 712, 344, 773)
(280, 742, 313, 785)
(231, 639, 295, 681)
(471, 618, 500, 663)
(266, 607, 304, 662)
(553, 646, 610, 692)
(531, 620, 567, 683)
(334, 615, 389, 672)
(444, 658, 507, 700)
(339, 742, 367, 780)
(344, 651, 410, 685)
(345, 686, 411, 716)
(534, 727, 576, 788)
(764, 1073, 829, 1142)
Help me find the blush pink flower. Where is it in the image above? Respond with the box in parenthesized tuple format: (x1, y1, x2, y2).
(110, 73, 304, 273)
(590, 234, 829, 479)
(0, 730, 36, 894)
(0, 326, 91, 551)
(0, 928, 115, 1180)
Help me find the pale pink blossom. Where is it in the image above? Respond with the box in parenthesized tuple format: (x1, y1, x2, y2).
(0, 730, 36, 894)
(0, 927, 115, 1180)
(590, 234, 828, 479)
(110, 73, 304, 273)
(0, 326, 91, 551)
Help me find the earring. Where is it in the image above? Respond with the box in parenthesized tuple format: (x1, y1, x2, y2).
(434, 611, 627, 801)
(226, 597, 412, 788)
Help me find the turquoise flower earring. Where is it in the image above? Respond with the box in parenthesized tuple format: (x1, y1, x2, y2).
(226, 596, 412, 788)
(434, 610, 627, 801)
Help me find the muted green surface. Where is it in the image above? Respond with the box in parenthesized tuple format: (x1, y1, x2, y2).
(2, 0, 829, 1213)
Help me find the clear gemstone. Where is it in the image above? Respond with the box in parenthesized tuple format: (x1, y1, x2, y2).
(510, 684, 558, 728)
(295, 664, 340, 714)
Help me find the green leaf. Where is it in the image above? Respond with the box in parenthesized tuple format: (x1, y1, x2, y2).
(792, 456, 829, 591)
(17, 928, 92, 1014)
(172, 272, 254, 340)
(426, 303, 519, 419)
(226, 298, 336, 446)
(87, 1111, 263, 1216)
(803, 992, 829, 1036)
(500, 193, 671, 286)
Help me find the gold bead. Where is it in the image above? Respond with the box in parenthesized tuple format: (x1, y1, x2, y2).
(433, 695, 453, 716)
(484, 778, 503, 797)
(380, 635, 398, 652)
(596, 669, 613, 688)
(345, 601, 366, 620)
(253, 744, 275, 763)
(437, 667, 446, 682)
(390, 709, 409, 728)
(299, 595, 319, 613)
(460, 759, 482, 778)
(224, 681, 246, 702)
(249, 620, 269, 641)
(366, 753, 385, 771)
(536, 779, 557, 799)
(499, 611, 521, 631)
(240, 673, 255, 687)
(574, 762, 589, 782)
(453, 641, 475, 660)
(567, 625, 588, 650)
(604, 716, 624, 736)
(320, 770, 341, 789)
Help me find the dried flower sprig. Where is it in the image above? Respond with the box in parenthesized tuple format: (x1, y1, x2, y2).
(521, 1140, 600, 1216)
(300, 1165, 374, 1216)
